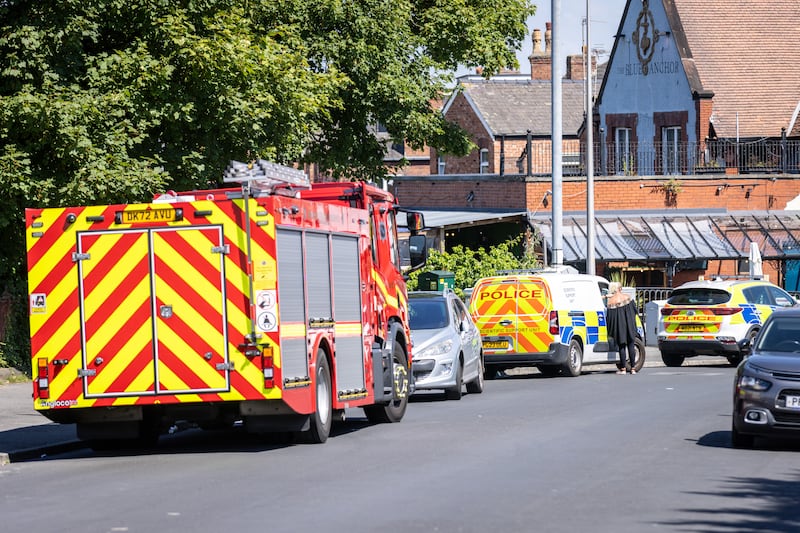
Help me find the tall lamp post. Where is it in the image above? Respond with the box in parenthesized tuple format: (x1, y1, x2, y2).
(585, 0, 596, 275)
(551, 0, 564, 267)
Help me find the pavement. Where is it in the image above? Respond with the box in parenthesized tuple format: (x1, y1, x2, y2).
(0, 346, 728, 464)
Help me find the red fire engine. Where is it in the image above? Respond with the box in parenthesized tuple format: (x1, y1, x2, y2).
(25, 161, 426, 447)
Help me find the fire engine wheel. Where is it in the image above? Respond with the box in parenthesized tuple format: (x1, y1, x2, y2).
(632, 338, 646, 373)
(364, 340, 409, 423)
(298, 350, 332, 444)
(562, 339, 583, 377)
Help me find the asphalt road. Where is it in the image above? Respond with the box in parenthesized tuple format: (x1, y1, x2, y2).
(2, 353, 800, 533)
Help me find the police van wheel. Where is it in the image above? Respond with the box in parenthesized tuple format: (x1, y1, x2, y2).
(661, 352, 685, 367)
(364, 341, 409, 423)
(633, 338, 646, 373)
(562, 339, 583, 377)
(483, 364, 499, 380)
(299, 350, 332, 444)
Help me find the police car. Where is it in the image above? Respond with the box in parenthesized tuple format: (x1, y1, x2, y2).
(657, 278, 797, 367)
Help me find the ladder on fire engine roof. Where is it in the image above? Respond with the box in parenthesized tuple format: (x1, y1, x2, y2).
(223, 160, 311, 196)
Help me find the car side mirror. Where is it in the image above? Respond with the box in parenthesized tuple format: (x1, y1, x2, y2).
(408, 235, 427, 270)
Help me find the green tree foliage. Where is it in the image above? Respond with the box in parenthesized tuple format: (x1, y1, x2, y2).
(0, 0, 534, 368)
(407, 235, 539, 295)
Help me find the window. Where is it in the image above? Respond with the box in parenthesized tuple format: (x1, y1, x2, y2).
(768, 286, 797, 307)
(743, 286, 770, 306)
(386, 211, 400, 269)
(479, 149, 489, 174)
(662, 126, 681, 175)
(437, 155, 446, 174)
(615, 128, 632, 175)
(563, 153, 581, 175)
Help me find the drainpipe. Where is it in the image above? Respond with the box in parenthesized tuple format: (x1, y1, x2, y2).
(500, 135, 506, 176)
(526, 130, 532, 177)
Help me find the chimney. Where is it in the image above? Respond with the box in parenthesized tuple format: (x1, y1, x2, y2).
(566, 47, 597, 81)
(532, 28, 543, 54)
(529, 22, 552, 80)
(545, 22, 552, 54)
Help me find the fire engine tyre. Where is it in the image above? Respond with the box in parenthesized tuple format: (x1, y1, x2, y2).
(562, 339, 583, 377)
(632, 338, 646, 373)
(465, 354, 485, 394)
(298, 350, 333, 444)
(444, 358, 463, 400)
(364, 340, 409, 423)
(661, 352, 685, 367)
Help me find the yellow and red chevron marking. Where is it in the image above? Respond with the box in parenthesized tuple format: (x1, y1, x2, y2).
(26, 197, 281, 411)
(470, 278, 553, 354)
(662, 309, 720, 334)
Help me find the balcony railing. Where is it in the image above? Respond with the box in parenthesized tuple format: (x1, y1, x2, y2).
(503, 139, 800, 177)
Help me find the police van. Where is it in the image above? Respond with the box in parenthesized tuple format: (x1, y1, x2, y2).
(468, 268, 645, 377)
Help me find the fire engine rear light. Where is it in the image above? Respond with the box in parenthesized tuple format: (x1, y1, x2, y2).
(549, 310, 559, 335)
(262, 348, 275, 389)
(37, 358, 50, 399)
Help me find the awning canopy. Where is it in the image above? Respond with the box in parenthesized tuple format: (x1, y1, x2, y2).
(397, 208, 529, 232)
(401, 208, 800, 264)
(530, 210, 800, 263)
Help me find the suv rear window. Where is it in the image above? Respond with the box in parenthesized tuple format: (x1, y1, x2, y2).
(667, 288, 731, 305)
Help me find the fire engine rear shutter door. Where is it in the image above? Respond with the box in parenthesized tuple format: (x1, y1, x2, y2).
(150, 227, 230, 394)
(276, 229, 309, 381)
(78, 226, 230, 398)
(331, 235, 365, 393)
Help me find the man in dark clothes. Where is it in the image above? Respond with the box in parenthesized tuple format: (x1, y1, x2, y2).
(606, 281, 638, 374)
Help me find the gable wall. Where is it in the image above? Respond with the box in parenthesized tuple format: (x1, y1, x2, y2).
(438, 93, 492, 174)
(598, 0, 699, 154)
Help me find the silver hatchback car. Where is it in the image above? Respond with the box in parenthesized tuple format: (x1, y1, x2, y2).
(732, 307, 800, 448)
(409, 290, 484, 400)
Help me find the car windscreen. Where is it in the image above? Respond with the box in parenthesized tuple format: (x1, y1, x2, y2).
(755, 317, 800, 353)
(667, 288, 731, 305)
(409, 298, 449, 330)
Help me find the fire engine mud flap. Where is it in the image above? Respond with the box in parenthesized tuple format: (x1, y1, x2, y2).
(77, 412, 161, 450)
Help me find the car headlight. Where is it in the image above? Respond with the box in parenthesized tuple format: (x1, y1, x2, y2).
(419, 340, 454, 357)
(738, 375, 772, 392)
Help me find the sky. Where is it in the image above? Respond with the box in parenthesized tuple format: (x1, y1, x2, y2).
(517, 0, 629, 72)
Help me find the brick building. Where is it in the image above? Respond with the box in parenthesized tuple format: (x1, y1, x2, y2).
(595, 0, 800, 175)
(433, 23, 599, 177)
(392, 2, 800, 290)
